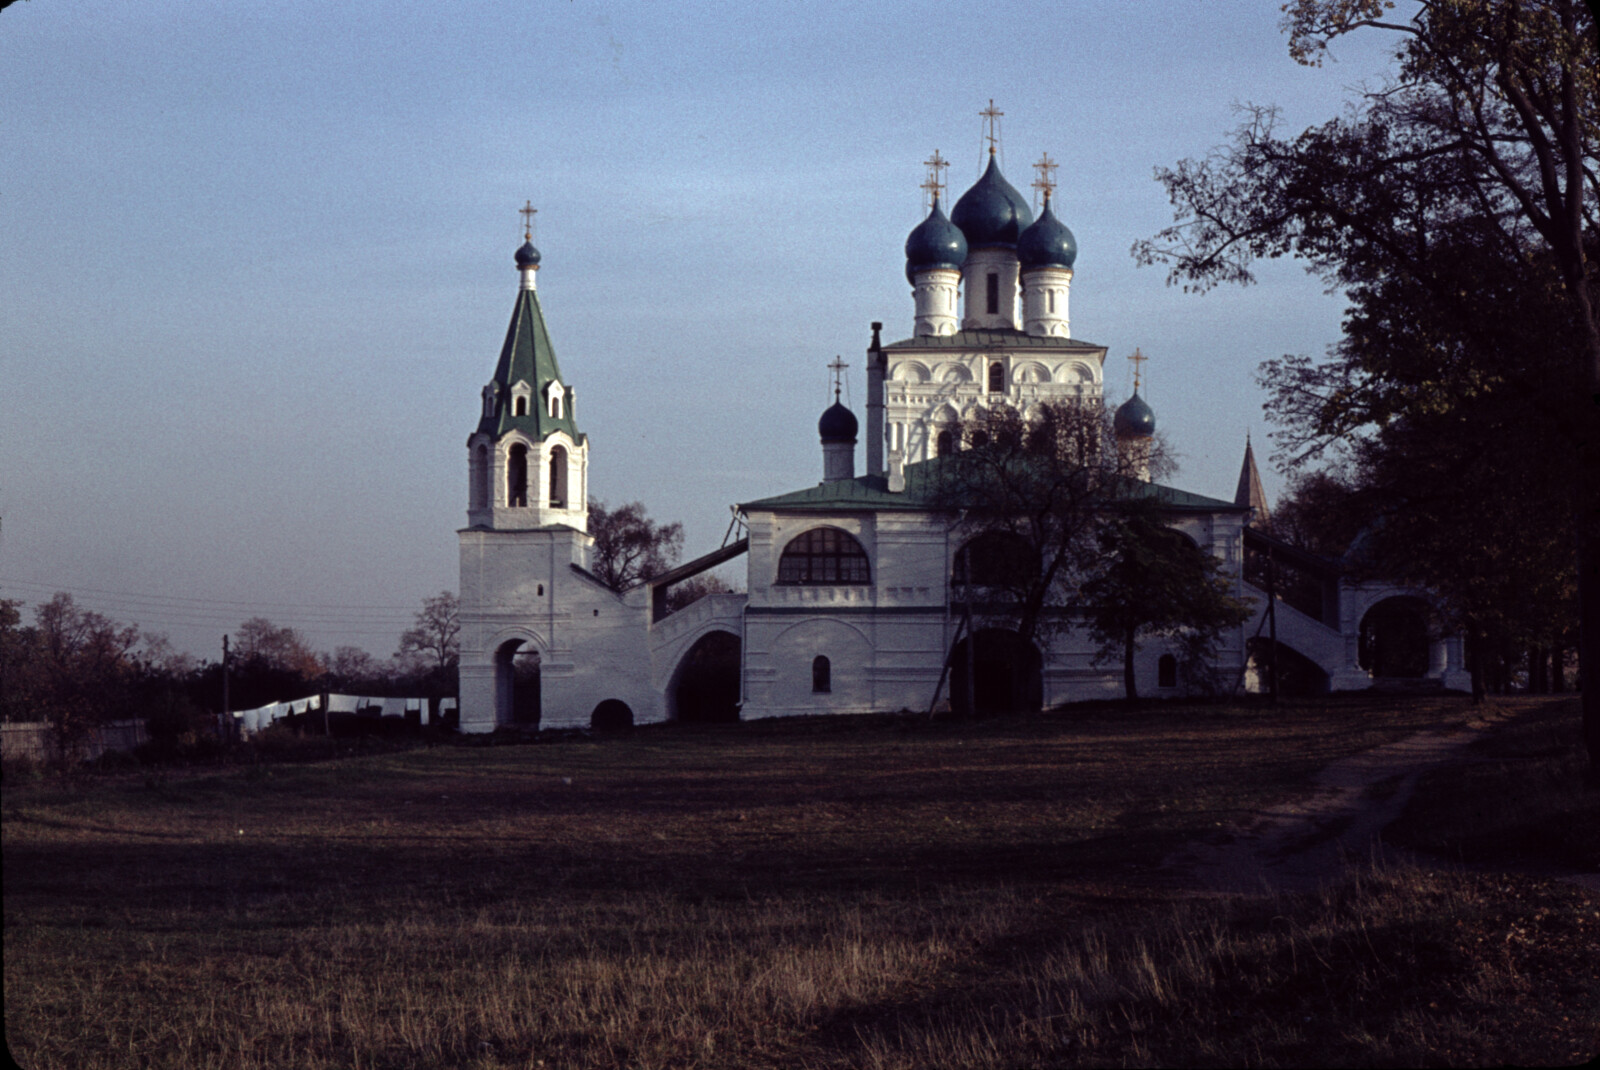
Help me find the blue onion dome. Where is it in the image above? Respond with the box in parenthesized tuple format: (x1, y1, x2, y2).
(904, 196, 969, 283)
(514, 240, 541, 268)
(1113, 391, 1155, 437)
(818, 401, 859, 443)
(951, 154, 1034, 248)
(1018, 199, 1077, 269)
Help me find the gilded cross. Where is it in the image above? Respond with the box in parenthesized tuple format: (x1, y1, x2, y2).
(520, 201, 537, 241)
(980, 99, 1003, 156)
(1129, 347, 1148, 392)
(1032, 152, 1057, 206)
(921, 149, 949, 208)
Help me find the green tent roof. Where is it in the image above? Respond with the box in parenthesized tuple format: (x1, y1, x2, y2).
(477, 288, 583, 443)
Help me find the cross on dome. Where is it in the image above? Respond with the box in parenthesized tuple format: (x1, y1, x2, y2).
(1032, 153, 1058, 207)
(980, 99, 1004, 157)
(1128, 347, 1148, 392)
(921, 149, 949, 209)
(827, 356, 848, 402)
(520, 201, 537, 241)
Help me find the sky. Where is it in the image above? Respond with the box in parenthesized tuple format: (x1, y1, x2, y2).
(1, 0, 1403, 661)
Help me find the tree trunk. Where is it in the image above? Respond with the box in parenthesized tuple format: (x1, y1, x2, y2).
(1553, 646, 1566, 693)
(1123, 628, 1138, 703)
(1467, 624, 1486, 705)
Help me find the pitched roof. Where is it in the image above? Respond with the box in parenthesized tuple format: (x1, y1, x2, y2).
(477, 288, 582, 443)
(740, 455, 1243, 515)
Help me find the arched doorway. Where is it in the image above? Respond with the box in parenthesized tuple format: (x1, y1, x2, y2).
(590, 699, 633, 732)
(949, 628, 1042, 716)
(671, 631, 741, 723)
(1359, 597, 1430, 679)
(494, 639, 541, 727)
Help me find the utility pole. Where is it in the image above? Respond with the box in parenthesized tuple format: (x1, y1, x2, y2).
(221, 634, 231, 743)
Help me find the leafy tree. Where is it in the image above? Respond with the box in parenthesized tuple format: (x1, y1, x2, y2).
(27, 593, 141, 762)
(587, 499, 683, 591)
(932, 401, 1168, 661)
(395, 591, 460, 674)
(1136, 0, 1600, 761)
(1079, 513, 1253, 701)
(664, 573, 735, 614)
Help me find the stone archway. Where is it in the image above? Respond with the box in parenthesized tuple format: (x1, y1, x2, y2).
(670, 631, 741, 724)
(1359, 597, 1431, 679)
(494, 639, 541, 727)
(949, 628, 1042, 716)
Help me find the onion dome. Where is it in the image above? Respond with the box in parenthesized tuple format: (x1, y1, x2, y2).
(951, 154, 1034, 248)
(818, 401, 859, 443)
(904, 196, 969, 282)
(1018, 199, 1077, 269)
(514, 240, 541, 268)
(1113, 391, 1155, 438)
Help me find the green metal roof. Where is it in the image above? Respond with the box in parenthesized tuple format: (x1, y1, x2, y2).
(883, 329, 1106, 355)
(477, 287, 583, 444)
(740, 455, 1243, 515)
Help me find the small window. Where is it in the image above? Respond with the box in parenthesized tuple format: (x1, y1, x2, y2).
(936, 430, 955, 457)
(970, 430, 989, 448)
(986, 273, 999, 315)
(514, 396, 527, 416)
(812, 656, 831, 693)
(547, 382, 564, 419)
(988, 362, 1005, 393)
(1158, 654, 1177, 688)
(777, 527, 870, 585)
(1048, 289, 1056, 314)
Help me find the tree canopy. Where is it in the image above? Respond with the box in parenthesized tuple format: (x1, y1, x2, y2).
(587, 499, 684, 591)
(1137, 0, 1599, 759)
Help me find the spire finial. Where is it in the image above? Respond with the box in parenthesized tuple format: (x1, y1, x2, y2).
(980, 99, 1003, 158)
(828, 356, 848, 403)
(520, 201, 537, 242)
(1032, 152, 1057, 208)
(921, 149, 949, 211)
(1128, 347, 1148, 393)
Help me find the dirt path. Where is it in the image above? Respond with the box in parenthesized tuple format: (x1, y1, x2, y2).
(1167, 710, 1518, 895)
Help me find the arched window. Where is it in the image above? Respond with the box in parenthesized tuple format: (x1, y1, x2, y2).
(547, 382, 564, 419)
(986, 273, 999, 315)
(777, 527, 870, 585)
(988, 362, 1005, 393)
(936, 429, 955, 457)
(472, 444, 489, 509)
(970, 430, 989, 448)
(953, 531, 1038, 588)
(1048, 289, 1057, 314)
(1158, 654, 1177, 688)
(812, 655, 831, 693)
(514, 396, 527, 416)
(548, 445, 568, 508)
(507, 444, 528, 507)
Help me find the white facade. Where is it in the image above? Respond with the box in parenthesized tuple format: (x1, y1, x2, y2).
(455, 151, 1456, 733)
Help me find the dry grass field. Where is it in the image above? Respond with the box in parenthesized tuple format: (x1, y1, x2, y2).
(4, 695, 1596, 1068)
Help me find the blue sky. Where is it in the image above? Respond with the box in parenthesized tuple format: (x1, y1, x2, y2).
(1, 0, 1400, 659)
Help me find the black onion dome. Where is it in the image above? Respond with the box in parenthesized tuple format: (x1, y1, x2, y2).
(1113, 392, 1155, 437)
(1018, 201, 1077, 269)
(904, 196, 969, 282)
(514, 240, 541, 268)
(818, 401, 859, 443)
(951, 154, 1034, 248)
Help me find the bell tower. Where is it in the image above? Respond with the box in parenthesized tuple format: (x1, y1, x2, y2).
(465, 204, 590, 533)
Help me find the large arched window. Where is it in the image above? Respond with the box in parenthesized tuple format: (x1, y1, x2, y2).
(988, 362, 1005, 393)
(777, 527, 870, 585)
(507, 444, 529, 507)
(548, 445, 568, 508)
(952, 531, 1038, 588)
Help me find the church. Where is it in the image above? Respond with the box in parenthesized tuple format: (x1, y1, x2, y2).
(455, 134, 1471, 732)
